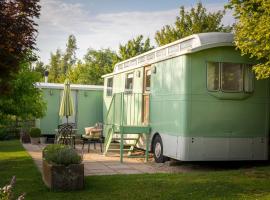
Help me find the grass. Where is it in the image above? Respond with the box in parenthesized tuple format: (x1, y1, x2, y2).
(1, 140, 270, 200)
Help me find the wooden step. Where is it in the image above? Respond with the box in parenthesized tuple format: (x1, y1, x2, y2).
(108, 148, 130, 151)
(112, 138, 138, 140)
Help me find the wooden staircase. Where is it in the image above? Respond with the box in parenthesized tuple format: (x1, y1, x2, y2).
(104, 93, 151, 162)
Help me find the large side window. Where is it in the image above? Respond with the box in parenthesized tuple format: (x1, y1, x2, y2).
(221, 63, 243, 92)
(106, 77, 113, 96)
(207, 62, 254, 93)
(125, 73, 134, 93)
(207, 62, 219, 91)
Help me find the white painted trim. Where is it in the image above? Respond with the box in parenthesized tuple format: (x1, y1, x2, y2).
(102, 32, 234, 78)
(35, 82, 104, 91)
(147, 134, 268, 161)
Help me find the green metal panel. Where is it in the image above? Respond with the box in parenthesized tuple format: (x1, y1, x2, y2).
(76, 90, 103, 135)
(38, 87, 103, 135)
(151, 56, 189, 136)
(187, 46, 269, 138)
(39, 88, 60, 135)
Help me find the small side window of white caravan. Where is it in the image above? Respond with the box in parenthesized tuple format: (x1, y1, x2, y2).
(125, 73, 134, 93)
(106, 77, 113, 96)
(207, 62, 220, 91)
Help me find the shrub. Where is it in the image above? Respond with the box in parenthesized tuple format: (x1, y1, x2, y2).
(0, 176, 25, 200)
(43, 144, 82, 166)
(29, 127, 41, 138)
(0, 128, 9, 141)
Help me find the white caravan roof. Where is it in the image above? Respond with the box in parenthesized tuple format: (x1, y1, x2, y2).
(102, 32, 234, 78)
(35, 82, 104, 91)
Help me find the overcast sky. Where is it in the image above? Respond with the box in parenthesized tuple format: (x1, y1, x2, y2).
(36, 0, 234, 64)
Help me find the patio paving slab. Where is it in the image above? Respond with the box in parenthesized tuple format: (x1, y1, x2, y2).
(23, 143, 179, 176)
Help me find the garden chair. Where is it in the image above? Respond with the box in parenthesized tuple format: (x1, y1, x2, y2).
(55, 124, 75, 148)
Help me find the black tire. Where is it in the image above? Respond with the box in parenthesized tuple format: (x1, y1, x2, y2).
(153, 135, 168, 163)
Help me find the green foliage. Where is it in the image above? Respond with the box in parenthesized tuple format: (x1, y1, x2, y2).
(68, 49, 118, 85)
(0, 128, 8, 141)
(118, 35, 154, 61)
(0, 0, 40, 95)
(155, 2, 232, 46)
(227, 0, 270, 79)
(48, 35, 77, 83)
(33, 61, 47, 81)
(0, 64, 46, 120)
(29, 127, 41, 138)
(43, 144, 82, 166)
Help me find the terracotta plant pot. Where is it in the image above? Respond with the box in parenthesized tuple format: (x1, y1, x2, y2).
(42, 160, 84, 190)
(30, 137, 40, 145)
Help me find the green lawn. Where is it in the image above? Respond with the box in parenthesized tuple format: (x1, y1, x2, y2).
(1, 140, 270, 200)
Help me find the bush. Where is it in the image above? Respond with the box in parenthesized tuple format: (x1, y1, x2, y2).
(43, 144, 82, 166)
(29, 127, 41, 138)
(0, 128, 9, 141)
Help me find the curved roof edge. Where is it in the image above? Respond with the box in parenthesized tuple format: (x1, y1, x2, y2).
(35, 82, 104, 91)
(102, 32, 234, 78)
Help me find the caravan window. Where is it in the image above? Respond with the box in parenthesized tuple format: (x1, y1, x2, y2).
(207, 62, 254, 93)
(207, 62, 219, 91)
(145, 69, 151, 91)
(125, 73, 134, 93)
(106, 77, 113, 96)
(221, 63, 243, 92)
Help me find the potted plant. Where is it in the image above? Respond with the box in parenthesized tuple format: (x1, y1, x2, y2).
(42, 144, 84, 190)
(40, 135, 47, 144)
(29, 127, 41, 144)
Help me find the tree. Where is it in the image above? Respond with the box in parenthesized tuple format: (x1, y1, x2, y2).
(0, 63, 46, 121)
(118, 35, 154, 61)
(48, 49, 62, 83)
(61, 35, 77, 76)
(155, 2, 232, 46)
(227, 0, 270, 79)
(33, 61, 47, 81)
(69, 49, 118, 85)
(47, 35, 77, 83)
(0, 0, 40, 94)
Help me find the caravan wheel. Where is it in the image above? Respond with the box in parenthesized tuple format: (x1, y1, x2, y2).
(153, 135, 168, 163)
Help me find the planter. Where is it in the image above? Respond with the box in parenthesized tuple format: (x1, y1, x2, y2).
(40, 137, 47, 144)
(42, 160, 84, 190)
(30, 137, 40, 145)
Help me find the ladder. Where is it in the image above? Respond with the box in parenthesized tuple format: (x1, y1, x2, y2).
(103, 93, 151, 162)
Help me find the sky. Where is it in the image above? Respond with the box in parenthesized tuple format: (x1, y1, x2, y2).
(36, 0, 234, 64)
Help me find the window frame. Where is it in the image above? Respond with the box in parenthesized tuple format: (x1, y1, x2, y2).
(125, 72, 134, 94)
(106, 77, 113, 97)
(206, 61, 254, 93)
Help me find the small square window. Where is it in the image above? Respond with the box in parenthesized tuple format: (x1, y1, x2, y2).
(125, 73, 134, 93)
(106, 77, 113, 96)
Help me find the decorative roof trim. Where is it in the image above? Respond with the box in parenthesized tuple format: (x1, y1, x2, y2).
(35, 82, 104, 91)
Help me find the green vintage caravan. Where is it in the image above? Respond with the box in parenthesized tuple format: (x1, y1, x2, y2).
(103, 32, 269, 163)
(35, 82, 103, 136)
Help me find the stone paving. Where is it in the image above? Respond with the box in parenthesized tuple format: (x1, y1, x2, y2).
(23, 143, 180, 176)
